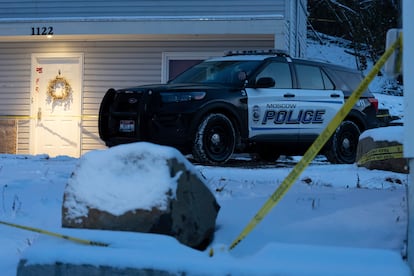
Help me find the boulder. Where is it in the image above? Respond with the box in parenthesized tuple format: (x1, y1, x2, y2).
(17, 260, 178, 276)
(62, 142, 220, 250)
(356, 127, 408, 174)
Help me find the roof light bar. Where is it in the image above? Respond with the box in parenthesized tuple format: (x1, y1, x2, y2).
(224, 49, 290, 57)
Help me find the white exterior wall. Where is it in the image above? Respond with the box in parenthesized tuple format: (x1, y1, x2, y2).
(296, 0, 308, 57)
(285, 0, 308, 57)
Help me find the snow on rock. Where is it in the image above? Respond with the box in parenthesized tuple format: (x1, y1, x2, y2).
(61, 142, 220, 250)
(62, 142, 195, 217)
(360, 126, 404, 144)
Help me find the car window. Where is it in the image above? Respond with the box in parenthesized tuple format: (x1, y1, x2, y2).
(255, 62, 292, 88)
(333, 70, 363, 91)
(169, 60, 261, 85)
(321, 69, 335, 89)
(295, 64, 326, 90)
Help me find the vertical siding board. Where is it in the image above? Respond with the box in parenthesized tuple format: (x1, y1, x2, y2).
(298, 0, 308, 57)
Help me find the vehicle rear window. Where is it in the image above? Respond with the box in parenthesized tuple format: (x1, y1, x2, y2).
(334, 70, 363, 91)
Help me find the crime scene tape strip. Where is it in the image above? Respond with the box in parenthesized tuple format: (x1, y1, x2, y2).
(357, 145, 403, 165)
(0, 115, 34, 120)
(0, 220, 109, 247)
(228, 34, 403, 250)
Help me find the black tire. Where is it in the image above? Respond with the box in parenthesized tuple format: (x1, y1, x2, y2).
(256, 144, 280, 162)
(325, 120, 361, 164)
(192, 113, 236, 164)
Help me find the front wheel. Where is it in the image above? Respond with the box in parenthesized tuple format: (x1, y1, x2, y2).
(192, 113, 236, 164)
(325, 120, 361, 164)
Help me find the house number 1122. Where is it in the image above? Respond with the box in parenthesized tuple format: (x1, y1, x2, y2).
(31, 27, 54, 36)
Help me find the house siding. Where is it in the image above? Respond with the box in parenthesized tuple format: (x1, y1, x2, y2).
(0, 45, 31, 153)
(0, 0, 286, 18)
(285, 0, 308, 57)
(296, 0, 308, 57)
(0, 37, 274, 154)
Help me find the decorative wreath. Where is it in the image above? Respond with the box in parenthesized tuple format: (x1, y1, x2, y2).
(47, 75, 72, 101)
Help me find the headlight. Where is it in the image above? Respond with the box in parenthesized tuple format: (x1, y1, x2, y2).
(160, 92, 206, 103)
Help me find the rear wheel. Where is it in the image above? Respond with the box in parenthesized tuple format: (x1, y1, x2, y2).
(192, 113, 236, 164)
(325, 120, 361, 164)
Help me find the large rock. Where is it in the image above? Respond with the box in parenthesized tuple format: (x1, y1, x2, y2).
(17, 261, 178, 276)
(356, 126, 408, 174)
(62, 142, 220, 250)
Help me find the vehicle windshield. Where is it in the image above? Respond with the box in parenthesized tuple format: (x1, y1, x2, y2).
(168, 60, 262, 85)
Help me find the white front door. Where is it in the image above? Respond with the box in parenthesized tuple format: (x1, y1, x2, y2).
(30, 53, 83, 157)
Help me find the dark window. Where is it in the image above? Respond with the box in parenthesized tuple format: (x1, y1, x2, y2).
(169, 60, 203, 81)
(334, 70, 364, 91)
(169, 60, 261, 85)
(255, 62, 292, 88)
(295, 64, 325, 90)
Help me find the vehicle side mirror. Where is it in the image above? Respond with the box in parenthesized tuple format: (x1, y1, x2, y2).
(255, 77, 275, 88)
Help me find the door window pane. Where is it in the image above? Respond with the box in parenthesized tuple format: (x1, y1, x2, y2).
(256, 62, 292, 88)
(295, 64, 325, 89)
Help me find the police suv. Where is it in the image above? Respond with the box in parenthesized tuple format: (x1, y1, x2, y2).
(98, 50, 379, 164)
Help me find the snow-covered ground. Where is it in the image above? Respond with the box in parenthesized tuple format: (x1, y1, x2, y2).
(0, 37, 410, 275)
(0, 143, 410, 275)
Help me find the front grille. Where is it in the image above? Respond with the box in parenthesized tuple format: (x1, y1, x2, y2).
(113, 93, 141, 113)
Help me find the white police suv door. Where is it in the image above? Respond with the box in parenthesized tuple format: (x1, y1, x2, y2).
(246, 61, 300, 142)
(293, 63, 344, 140)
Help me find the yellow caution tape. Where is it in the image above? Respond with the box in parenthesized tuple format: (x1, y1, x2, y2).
(376, 113, 391, 118)
(0, 115, 34, 120)
(357, 145, 404, 165)
(228, 34, 403, 250)
(395, 37, 403, 75)
(0, 220, 109, 247)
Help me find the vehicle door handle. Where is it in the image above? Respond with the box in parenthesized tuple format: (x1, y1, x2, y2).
(330, 93, 341, 98)
(284, 93, 295, 98)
